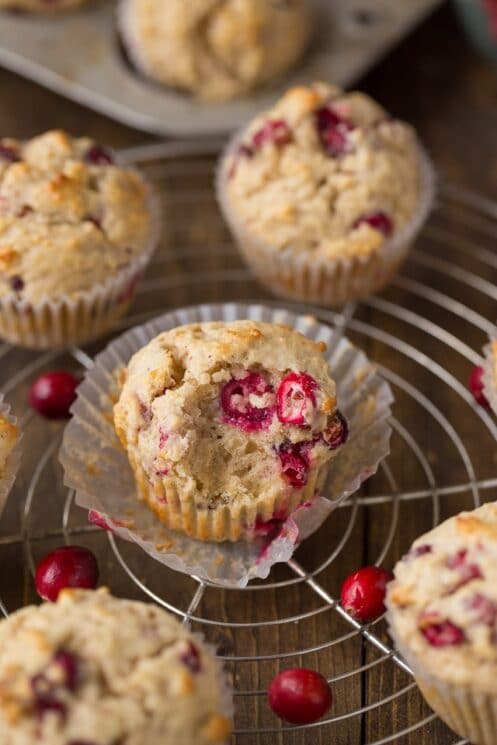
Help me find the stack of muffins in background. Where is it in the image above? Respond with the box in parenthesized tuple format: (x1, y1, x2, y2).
(0, 2, 495, 745)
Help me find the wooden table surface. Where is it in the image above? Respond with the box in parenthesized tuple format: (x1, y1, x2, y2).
(0, 4, 496, 744)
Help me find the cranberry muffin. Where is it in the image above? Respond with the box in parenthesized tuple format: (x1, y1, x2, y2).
(218, 82, 434, 306)
(0, 130, 158, 349)
(482, 335, 497, 414)
(0, 0, 90, 10)
(119, 0, 312, 101)
(0, 589, 232, 744)
(387, 502, 497, 745)
(113, 320, 348, 542)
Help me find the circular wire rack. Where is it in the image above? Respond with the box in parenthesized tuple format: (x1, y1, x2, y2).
(1, 140, 496, 745)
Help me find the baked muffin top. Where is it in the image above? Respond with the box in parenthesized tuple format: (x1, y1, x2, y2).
(0, 412, 18, 481)
(0, 130, 156, 304)
(119, 0, 312, 101)
(387, 502, 497, 692)
(221, 82, 425, 259)
(114, 320, 347, 521)
(0, 589, 232, 745)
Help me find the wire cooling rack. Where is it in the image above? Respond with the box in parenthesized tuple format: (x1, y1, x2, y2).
(0, 141, 496, 745)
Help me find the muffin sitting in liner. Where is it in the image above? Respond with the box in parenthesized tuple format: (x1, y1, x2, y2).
(0, 588, 232, 744)
(0, 130, 158, 349)
(119, 0, 312, 101)
(217, 81, 435, 306)
(114, 319, 348, 542)
(387, 502, 497, 745)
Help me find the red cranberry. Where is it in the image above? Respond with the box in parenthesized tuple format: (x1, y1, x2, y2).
(340, 566, 393, 622)
(321, 410, 348, 450)
(268, 668, 332, 725)
(180, 641, 202, 674)
(421, 620, 465, 647)
(9, 274, 24, 292)
(315, 106, 354, 157)
(29, 371, 80, 419)
(35, 546, 99, 602)
(404, 543, 432, 560)
(354, 211, 394, 237)
(252, 119, 292, 149)
(84, 144, 114, 166)
(466, 593, 497, 626)
(253, 512, 287, 541)
(468, 365, 489, 407)
(277, 441, 311, 488)
(221, 372, 275, 431)
(0, 143, 20, 162)
(158, 428, 169, 449)
(277, 372, 318, 426)
(31, 650, 80, 721)
(447, 549, 483, 589)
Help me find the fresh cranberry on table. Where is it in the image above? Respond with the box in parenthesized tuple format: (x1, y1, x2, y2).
(268, 668, 332, 725)
(277, 372, 318, 426)
(354, 211, 394, 237)
(35, 546, 99, 602)
(221, 371, 275, 431)
(28, 371, 80, 419)
(340, 566, 393, 623)
(468, 365, 489, 407)
(421, 620, 465, 647)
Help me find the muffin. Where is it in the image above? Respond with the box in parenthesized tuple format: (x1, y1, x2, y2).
(387, 502, 497, 745)
(0, 130, 158, 349)
(482, 334, 497, 414)
(113, 319, 348, 542)
(0, 588, 232, 744)
(217, 82, 435, 306)
(0, 0, 89, 10)
(119, 0, 312, 101)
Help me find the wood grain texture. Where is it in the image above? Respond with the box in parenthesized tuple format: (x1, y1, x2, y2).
(0, 4, 496, 744)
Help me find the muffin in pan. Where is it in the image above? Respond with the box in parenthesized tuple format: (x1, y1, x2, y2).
(387, 502, 497, 745)
(0, 130, 159, 349)
(217, 81, 435, 306)
(119, 0, 313, 101)
(0, 0, 90, 11)
(113, 319, 348, 542)
(0, 588, 232, 744)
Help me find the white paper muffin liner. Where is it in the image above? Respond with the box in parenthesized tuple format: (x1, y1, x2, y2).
(0, 395, 21, 519)
(387, 612, 497, 745)
(216, 133, 436, 307)
(0, 172, 161, 350)
(482, 333, 497, 416)
(59, 302, 393, 587)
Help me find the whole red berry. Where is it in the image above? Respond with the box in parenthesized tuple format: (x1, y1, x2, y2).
(340, 566, 393, 623)
(29, 371, 80, 419)
(268, 668, 332, 725)
(468, 365, 489, 407)
(35, 546, 99, 602)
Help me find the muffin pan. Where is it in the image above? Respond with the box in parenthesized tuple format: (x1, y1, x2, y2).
(0, 0, 442, 136)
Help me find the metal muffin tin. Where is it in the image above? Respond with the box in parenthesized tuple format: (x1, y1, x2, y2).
(0, 0, 442, 137)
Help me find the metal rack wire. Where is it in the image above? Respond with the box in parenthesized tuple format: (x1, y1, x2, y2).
(0, 140, 496, 744)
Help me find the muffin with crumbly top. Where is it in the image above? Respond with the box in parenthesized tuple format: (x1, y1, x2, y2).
(113, 319, 348, 542)
(0, 588, 232, 745)
(387, 502, 497, 745)
(0, 130, 158, 349)
(218, 82, 434, 306)
(119, 0, 312, 101)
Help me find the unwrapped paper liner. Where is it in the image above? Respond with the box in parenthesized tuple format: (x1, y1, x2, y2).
(60, 302, 393, 587)
(0, 395, 21, 518)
